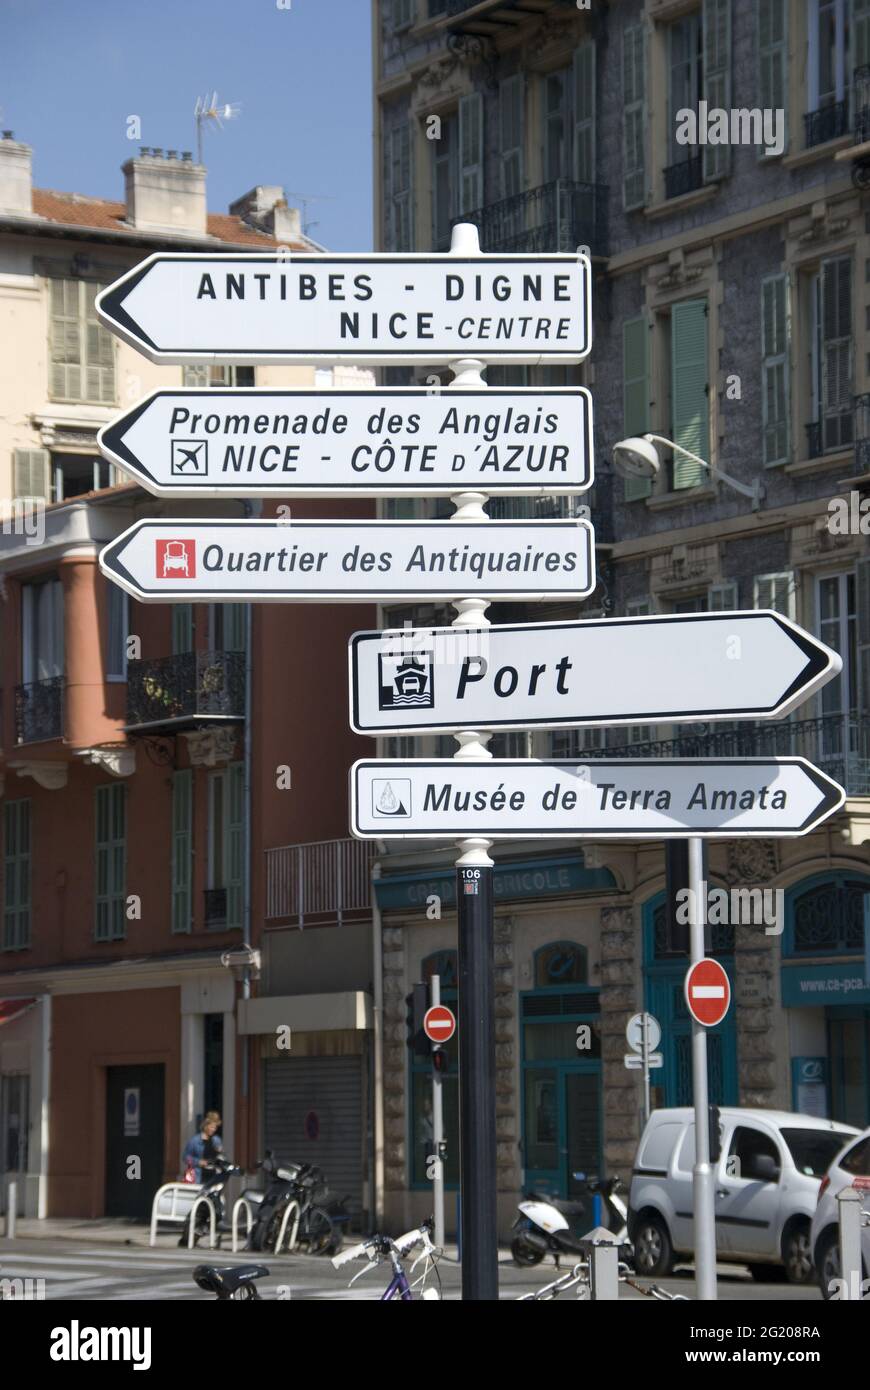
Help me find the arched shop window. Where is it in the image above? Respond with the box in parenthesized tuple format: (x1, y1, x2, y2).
(410, 951, 458, 1190)
(534, 940, 588, 987)
(787, 876, 867, 956)
(651, 898, 735, 959)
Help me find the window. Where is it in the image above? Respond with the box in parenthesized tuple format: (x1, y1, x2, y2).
(841, 1135, 870, 1175)
(754, 571, 795, 618)
(808, 257, 853, 453)
(95, 783, 126, 942)
(758, 0, 788, 153)
(703, 0, 732, 180)
(671, 299, 709, 487)
(182, 365, 255, 388)
(727, 1125, 781, 1180)
(549, 727, 604, 757)
(817, 572, 858, 718)
(49, 278, 115, 403)
(50, 452, 113, 502)
(543, 68, 571, 182)
(207, 762, 244, 930)
(573, 42, 596, 183)
(708, 582, 738, 609)
(623, 23, 647, 209)
(21, 577, 63, 684)
(171, 770, 193, 934)
(3, 800, 31, 950)
(431, 111, 458, 250)
(391, 0, 414, 31)
(384, 122, 413, 251)
(488, 731, 531, 757)
(623, 314, 651, 500)
(459, 93, 483, 214)
(106, 583, 128, 681)
(499, 76, 524, 200)
(668, 13, 703, 169)
(807, 0, 849, 113)
(761, 273, 791, 465)
(209, 604, 246, 652)
(172, 605, 194, 656)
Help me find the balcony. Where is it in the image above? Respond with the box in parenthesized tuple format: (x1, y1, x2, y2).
(804, 99, 849, 149)
(443, 0, 576, 35)
(805, 407, 854, 460)
(445, 178, 608, 257)
(486, 496, 588, 520)
(125, 650, 245, 732)
(266, 837, 375, 926)
(585, 713, 870, 798)
(663, 154, 703, 201)
(15, 677, 63, 744)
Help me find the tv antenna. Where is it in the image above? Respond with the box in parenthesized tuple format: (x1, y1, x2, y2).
(285, 191, 335, 238)
(194, 92, 241, 165)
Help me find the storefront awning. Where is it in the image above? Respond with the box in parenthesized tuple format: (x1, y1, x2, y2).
(0, 997, 37, 1027)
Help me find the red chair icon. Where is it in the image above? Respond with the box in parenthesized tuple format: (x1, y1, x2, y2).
(157, 539, 196, 578)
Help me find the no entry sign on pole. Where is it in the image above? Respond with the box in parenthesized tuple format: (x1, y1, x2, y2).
(349, 612, 840, 733)
(684, 959, 731, 1027)
(350, 757, 845, 840)
(95, 252, 591, 364)
(423, 1005, 456, 1045)
(97, 387, 594, 498)
(98, 518, 595, 603)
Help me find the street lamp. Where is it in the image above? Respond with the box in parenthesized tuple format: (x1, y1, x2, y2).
(612, 433, 764, 511)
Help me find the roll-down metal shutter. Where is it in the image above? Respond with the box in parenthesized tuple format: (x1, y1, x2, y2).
(263, 1056, 363, 1216)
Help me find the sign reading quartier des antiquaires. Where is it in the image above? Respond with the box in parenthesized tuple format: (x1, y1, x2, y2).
(95, 254, 592, 364)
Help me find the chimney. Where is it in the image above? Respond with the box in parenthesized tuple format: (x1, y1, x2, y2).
(0, 133, 33, 215)
(229, 185, 302, 242)
(123, 148, 206, 235)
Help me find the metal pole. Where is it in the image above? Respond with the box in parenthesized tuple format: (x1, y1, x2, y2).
(6, 1181, 17, 1240)
(430, 973, 445, 1250)
(641, 1011, 650, 1127)
(837, 1186, 863, 1299)
(688, 836, 717, 1300)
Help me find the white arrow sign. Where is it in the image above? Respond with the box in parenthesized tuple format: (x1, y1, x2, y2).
(95, 252, 591, 364)
(99, 519, 595, 604)
(348, 612, 842, 733)
(350, 758, 845, 840)
(97, 387, 594, 498)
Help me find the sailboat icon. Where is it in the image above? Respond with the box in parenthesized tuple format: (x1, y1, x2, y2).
(373, 779, 411, 817)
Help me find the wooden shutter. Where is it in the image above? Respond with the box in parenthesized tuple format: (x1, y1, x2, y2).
(623, 314, 652, 500)
(49, 278, 81, 400)
(857, 557, 870, 717)
(754, 571, 795, 619)
(573, 41, 596, 184)
(758, 0, 788, 152)
(171, 770, 193, 934)
(459, 93, 483, 214)
(84, 282, 115, 403)
(3, 800, 31, 951)
(761, 273, 790, 464)
(820, 256, 853, 451)
(106, 584, 128, 679)
(622, 24, 647, 209)
(172, 604, 194, 655)
(13, 448, 49, 501)
(226, 761, 245, 931)
(389, 124, 413, 250)
(708, 582, 738, 610)
(499, 75, 524, 198)
(671, 299, 709, 488)
(703, 0, 732, 181)
(95, 784, 126, 942)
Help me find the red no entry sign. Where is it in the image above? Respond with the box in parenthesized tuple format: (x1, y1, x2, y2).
(423, 1004, 456, 1044)
(684, 958, 731, 1027)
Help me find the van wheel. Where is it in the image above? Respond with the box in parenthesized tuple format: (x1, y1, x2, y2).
(815, 1230, 840, 1299)
(633, 1215, 673, 1277)
(782, 1222, 813, 1285)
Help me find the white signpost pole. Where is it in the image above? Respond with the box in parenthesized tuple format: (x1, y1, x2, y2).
(641, 1010, 651, 1128)
(430, 973, 446, 1252)
(688, 835, 717, 1300)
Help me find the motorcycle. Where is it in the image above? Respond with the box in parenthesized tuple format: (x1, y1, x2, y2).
(511, 1173, 629, 1268)
(246, 1153, 350, 1256)
(178, 1156, 243, 1248)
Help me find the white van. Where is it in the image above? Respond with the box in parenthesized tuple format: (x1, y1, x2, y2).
(628, 1107, 857, 1283)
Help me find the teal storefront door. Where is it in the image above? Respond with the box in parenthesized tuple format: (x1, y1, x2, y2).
(643, 893, 738, 1108)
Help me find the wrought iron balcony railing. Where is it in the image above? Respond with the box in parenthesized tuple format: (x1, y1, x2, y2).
(806, 406, 854, 459)
(486, 496, 587, 521)
(443, 0, 575, 25)
(442, 178, 608, 257)
(581, 712, 870, 798)
(804, 98, 849, 149)
(663, 155, 703, 200)
(15, 676, 63, 744)
(125, 650, 245, 731)
(854, 66, 870, 143)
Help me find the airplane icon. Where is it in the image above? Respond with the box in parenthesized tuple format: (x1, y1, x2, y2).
(171, 439, 208, 476)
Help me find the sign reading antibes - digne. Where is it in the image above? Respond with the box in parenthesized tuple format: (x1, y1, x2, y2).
(95, 254, 591, 364)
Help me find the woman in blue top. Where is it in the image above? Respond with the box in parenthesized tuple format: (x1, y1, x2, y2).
(182, 1111, 223, 1184)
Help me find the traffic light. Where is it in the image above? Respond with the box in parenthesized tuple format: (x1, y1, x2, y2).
(432, 1047, 449, 1076)
(709, 1105, 722, 1163)
(405, 982, 430, 1057)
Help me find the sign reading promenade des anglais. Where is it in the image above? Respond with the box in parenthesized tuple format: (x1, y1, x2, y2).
(95, 253, 592, 364)
(98, 387, 594, 498)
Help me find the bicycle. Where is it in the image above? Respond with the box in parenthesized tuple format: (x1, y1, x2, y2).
(517, 1259, 690, 1301)
(331, 1220, 442, 1300)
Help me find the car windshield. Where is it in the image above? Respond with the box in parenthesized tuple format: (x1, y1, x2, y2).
(781, 1129, 852, 1177)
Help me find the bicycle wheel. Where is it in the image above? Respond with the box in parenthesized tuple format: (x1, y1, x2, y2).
(298, 1206, 335, 1256)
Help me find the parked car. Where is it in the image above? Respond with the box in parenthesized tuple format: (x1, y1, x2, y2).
(629, 1107, 858, 1283)
(810, 1127, 870, 1299)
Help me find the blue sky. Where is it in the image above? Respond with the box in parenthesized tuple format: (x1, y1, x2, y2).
(1, 0, 373, 250)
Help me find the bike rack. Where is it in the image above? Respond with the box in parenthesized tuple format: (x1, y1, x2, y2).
(231, 1196, 258, 1253)
(186, 1194, 218, 1249)
(273, 1199, 302, 1254)
(149, 1182, 203, 1246)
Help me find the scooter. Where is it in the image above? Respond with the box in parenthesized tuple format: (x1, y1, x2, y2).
(178, 1156, 243, 1247)
(511, 1173, 629, 1268)
(246, 1152, 303, 1252)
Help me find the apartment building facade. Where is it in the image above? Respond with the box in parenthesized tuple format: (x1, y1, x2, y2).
(0, 136, 378, 1219)
(372, 0, 870, 1235)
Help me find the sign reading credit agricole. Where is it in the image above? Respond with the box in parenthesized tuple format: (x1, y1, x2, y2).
(95, 254, 591, 364)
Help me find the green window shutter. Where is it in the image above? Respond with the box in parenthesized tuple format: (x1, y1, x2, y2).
(499, 75, 524, 198)
(13, 448, 49, 501)
(623, 314, 652, 500)
(3, 800, 31, 951)
(702, 0, 732, 181)
(95, 784, 126, 942)
(573, 41, 596, 184)
(226, 762, 245, 931)
(171, 770, 193, 935)
(49, 277, 81, 400)
(820, 256, 853, 452)
(622, 24, 647, 209)
(172, 604, 194, 655)
(387, 124, 413, 251)
(84, 282, 116, 404)
(758, 0, 788, 152)
(459, 93, 483, 214)
(223, 603, 247, 653)
(671, 299, 709, 488)
(753, 571, 795, 619)
(857, 556, 870, 716)
(761, 273, 790, 465)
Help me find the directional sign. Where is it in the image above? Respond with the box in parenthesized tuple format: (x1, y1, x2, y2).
(684, 959, 731, 1027)
(98, 518, 595, 604)
(350, 758, 845, 840)
(95, 253, 591, 364)
(348, 612, 842, 734)
(626, 1013, 662, 1054)
(624, 1053, 663, 1070)
(424, 1005, 456, 1044)
(97, 387, 594, 498)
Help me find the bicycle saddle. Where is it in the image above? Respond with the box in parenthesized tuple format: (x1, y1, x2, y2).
(193, 1264, 270, 1297)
